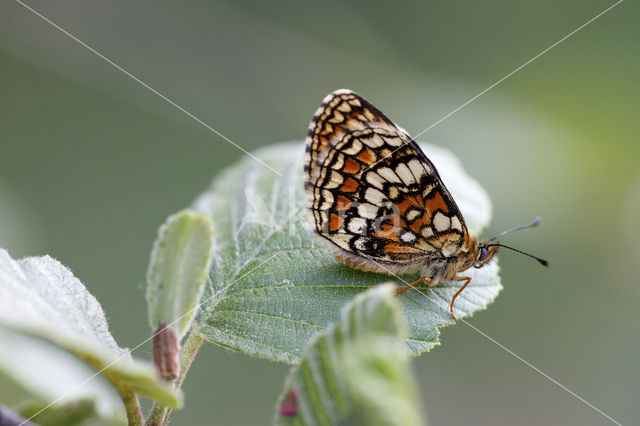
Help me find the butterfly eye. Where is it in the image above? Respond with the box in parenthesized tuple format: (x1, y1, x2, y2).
(478, 246, 488, 262)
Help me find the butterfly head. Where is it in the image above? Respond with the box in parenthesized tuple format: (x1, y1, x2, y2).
(474, 242, 500, 268)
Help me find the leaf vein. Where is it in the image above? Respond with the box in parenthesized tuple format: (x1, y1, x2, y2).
(212, 308, 325, 329)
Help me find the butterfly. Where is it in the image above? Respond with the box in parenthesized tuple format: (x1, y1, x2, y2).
(304, 89, 547, 320)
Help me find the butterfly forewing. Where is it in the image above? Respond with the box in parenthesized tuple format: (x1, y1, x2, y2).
(305, 89, 469, 272)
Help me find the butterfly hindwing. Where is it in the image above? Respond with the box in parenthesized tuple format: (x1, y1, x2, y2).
(305, 89, 469, 272)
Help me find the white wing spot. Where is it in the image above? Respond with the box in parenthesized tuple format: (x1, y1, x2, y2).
(322, 189, 334, 204)
(421, 226, 434, 238)
(328, 111, 344, 124)
(377, 167, 402, 183)
(348, 217, 368, 234)
(354, 237, 368, 250)
(342, 139, 363, 155)
(330, 154, 344, 171)
(322, 123, 334, 135)
(324, 171, 344, 189)
(362, 109, 375, 121)
(408, 158, 426, 181)
(331, 234, 352, 250)
(337, 102, 352, 113)
(399, 231, 417, 243)
(406, 209, 422, 222)
(319, 189, 334, 210)
(358, 203, 378, 219)
(361, 134, 385, 148)
(422, 183, 435, 198)
(451, 216, 463, 231)
(383, 135, 403, 147)
(364, 187, 386, 204)
(395, 163, 415, 186)
(433, 212, 451, 232)
(365, 171, 385, 190)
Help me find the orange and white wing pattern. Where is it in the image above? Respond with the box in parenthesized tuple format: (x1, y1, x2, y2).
(304, 89, 470, 273)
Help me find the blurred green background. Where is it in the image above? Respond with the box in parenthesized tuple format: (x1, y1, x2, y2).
(1, 0, 638, 424)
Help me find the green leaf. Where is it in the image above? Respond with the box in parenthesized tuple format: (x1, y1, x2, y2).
(0, 328, 126, 426)
(192, 142, 501, 363)
(274, 284, 425, 426)
(0, 249, 182, 408)
(17, 399, 123, 426)
(146, 209, 214, 338)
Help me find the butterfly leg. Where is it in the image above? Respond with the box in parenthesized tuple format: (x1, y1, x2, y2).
(394, 277, 432, 296)
(449, 276, 472, 321)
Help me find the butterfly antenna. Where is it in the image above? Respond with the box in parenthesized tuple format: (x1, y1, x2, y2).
(489, 217, 541, 242)
(487, 243, 548, 267)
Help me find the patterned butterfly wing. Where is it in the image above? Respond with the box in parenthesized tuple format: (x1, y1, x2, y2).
(305, 89, 470, 273)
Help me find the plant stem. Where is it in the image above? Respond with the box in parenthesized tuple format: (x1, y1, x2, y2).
(119, 389, 143, 426)
(176, 331, 205, 387)
(162, 332, 205, 425)
(145, 331, 205, 426)
(145, 401, 166, 426)
(78, 353, 144, 425)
